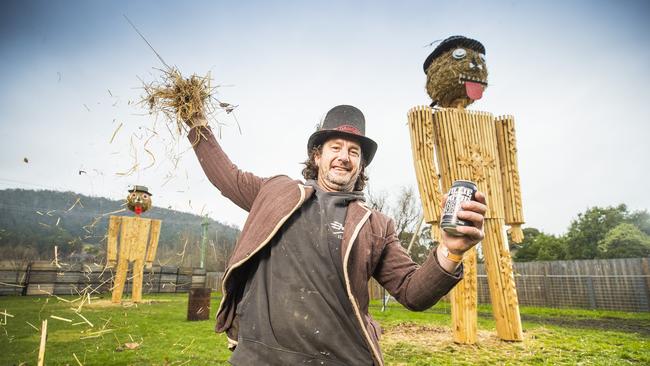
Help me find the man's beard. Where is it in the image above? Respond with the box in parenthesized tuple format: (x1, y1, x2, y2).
(324, 169, 358, 191)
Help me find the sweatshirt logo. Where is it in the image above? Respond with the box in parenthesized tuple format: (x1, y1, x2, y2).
(329, 221, 344, 238)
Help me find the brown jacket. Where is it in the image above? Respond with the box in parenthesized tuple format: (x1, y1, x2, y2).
(189, 127, 462, 366)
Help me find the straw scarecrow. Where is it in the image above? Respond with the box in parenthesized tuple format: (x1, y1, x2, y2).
(107, 185, 161, 303)
(407, 35, 524, 343)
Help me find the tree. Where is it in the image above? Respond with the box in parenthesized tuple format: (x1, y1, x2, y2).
(597, 223, 650, 259)
(513, 229, 566, 262)
(511, 227, 541, 261)
(367, 185, 430, 264)
(564, 204, 629, 259)
(627, 210, 650, 236)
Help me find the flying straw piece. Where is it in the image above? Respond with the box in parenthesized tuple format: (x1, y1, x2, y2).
(67, 198, 82, 212)
(26, 321, 40, 331)
(0, 282, 25, 288)
(53, 246, 61, 268)
(80, 329, 115, 339)
(143, 134, 156, 170)
(50, 315, 73, 322)
(109, 122, 123, 144)
(123, 15, 171, 71)
(76, 313, 94, 328)
(73, 353, 83, 366)
(1, 309, 14, 325)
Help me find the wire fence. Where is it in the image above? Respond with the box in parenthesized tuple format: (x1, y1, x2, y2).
(370, 257, 650, 312)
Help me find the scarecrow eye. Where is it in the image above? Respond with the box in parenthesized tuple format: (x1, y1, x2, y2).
(452, 48, 467, 60)
(142, 194, 149, 199)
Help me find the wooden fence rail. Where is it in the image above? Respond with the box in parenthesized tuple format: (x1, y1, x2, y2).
(0, 261, 206, 297)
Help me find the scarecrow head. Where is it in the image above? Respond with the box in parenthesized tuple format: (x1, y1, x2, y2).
(127, 185, 152, 215)
(423, 35, 488, 108)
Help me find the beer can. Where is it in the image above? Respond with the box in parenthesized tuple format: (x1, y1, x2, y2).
(441, 180, 478, 237)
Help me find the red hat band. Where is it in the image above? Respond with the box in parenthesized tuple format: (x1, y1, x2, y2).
(334, 125, 361, 135)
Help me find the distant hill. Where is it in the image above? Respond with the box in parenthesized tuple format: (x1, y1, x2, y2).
(0, 189, 239, 271)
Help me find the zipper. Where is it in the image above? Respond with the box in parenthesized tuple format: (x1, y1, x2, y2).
(342, 202, 383, 366)
(215, 184, 307, 322)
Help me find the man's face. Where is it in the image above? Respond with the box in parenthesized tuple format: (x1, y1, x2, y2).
(315, 138, 362, 192)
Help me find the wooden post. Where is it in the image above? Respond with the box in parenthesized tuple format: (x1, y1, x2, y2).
(22, 262, 32, 296)
(641, 258, 650, 311)
(37, 319, 47, 366)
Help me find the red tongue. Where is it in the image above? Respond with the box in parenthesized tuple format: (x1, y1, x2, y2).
(465, 81, 484, 100)
(135, 206, 142, 215)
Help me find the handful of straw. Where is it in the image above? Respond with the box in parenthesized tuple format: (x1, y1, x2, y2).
(144, 68, 214, 133)
(124, 15, 237, 143)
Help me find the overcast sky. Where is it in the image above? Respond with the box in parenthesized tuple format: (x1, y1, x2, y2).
(1, 0, 649, 235)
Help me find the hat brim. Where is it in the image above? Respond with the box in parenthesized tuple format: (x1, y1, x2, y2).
(308, 130, 377, 166)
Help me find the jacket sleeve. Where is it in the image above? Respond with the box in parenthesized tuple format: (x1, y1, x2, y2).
(188, 126, 265, 212)
(373, 218, 463, 311)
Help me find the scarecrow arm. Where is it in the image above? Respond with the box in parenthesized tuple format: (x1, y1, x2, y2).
(494, 115, 525, 243)
(407, 106, 444, 242)
(144, 219, 161, 269)
(187, 120, 265, 212)
(106, 216, 121, 268)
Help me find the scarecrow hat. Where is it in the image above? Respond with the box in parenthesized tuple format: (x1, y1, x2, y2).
(307, 105, 378, 166)
(128, 185, 152, 195)
(423, 35, 486, 73)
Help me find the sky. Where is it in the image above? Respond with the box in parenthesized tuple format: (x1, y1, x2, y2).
(1, 0, 649, 235)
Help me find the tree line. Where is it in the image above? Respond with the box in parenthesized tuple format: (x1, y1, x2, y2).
(367, 186, 650, 263)
(511, 204, 650, 261)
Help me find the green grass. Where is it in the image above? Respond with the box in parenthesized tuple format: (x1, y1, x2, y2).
(0, 294, 648, 365)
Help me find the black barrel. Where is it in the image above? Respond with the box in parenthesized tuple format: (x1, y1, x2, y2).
(187, 287, 211, 321)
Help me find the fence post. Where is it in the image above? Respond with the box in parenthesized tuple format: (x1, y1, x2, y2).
(542, 263, 550, 307)
(586, 276, 597, 309)
(21, 262, 32, 296)
(175, 267, 180, 293)
(158, 267, 163, 293)
(642, 258, 650, 311)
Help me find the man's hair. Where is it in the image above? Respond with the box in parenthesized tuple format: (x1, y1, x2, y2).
(301, 145, 369, 191)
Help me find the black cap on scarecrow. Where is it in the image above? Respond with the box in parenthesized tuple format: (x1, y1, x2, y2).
(423, 35, 488, 108)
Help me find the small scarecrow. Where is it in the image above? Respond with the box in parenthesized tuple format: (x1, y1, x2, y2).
(407, 35, 523, 343)
(107, 185, 161, 303)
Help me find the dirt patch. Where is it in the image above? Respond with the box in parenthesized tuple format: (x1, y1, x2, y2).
(382, 322, 505, 347)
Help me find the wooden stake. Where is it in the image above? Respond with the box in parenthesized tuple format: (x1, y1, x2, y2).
(37, 319, 47, 366)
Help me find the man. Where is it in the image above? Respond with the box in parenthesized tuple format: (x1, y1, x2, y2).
(187, 105, 486, 366)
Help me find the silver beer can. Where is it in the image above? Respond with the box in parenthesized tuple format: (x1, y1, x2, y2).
(441, 180, 478, 237)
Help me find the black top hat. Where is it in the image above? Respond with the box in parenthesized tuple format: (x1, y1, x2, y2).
(128, 185, 152, 195)
(307, 105, 378, 166)
(423, 35, 486, 73)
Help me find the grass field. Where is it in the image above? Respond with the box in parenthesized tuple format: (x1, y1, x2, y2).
(0, 293, 648, 365)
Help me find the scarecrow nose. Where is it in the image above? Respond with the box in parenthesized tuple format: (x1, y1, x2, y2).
(469, 57, 483, 70)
